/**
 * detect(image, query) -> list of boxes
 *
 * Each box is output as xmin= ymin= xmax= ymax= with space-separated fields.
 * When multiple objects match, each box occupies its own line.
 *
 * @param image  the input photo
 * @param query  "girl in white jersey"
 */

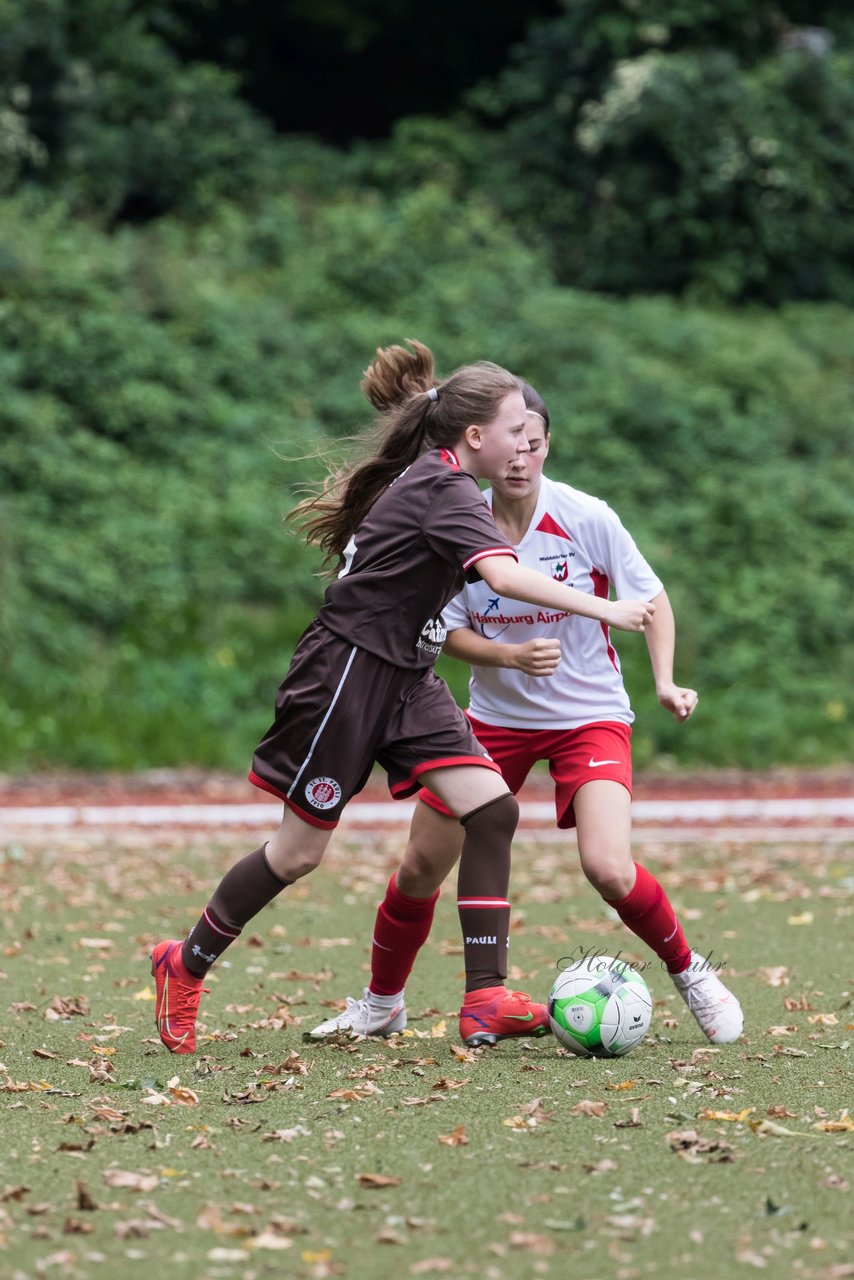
xmin=312 ymin=382 xmax=744 ymax=1047
xmin=150 ymin=346 xmax=654 ymax=1054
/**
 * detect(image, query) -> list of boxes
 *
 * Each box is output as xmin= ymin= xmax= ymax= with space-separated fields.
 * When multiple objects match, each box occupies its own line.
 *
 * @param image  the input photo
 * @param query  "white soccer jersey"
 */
xmin=442 ymin=476 xmax=663 ymax=729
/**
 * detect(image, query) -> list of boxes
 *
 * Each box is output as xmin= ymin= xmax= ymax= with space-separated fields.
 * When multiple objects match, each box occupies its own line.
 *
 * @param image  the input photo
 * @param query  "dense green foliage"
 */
xmin=364 ymin=1 xmax=854 ymax=303
xmin=1 ymin=182 xmax=851 ymax=770
xmin=1 ymin=2 xmax=852 ymax=771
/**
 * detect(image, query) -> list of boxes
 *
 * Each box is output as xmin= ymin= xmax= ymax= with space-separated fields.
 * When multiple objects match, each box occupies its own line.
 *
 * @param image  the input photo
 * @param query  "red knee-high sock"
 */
xmin=606 ymin=863 xmax=691 ymax=974
xmin=369 ymin=874 xmax=439 ymax=996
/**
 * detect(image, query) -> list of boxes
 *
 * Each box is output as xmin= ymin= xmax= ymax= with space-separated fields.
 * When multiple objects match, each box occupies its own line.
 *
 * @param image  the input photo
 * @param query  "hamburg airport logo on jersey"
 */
xmin=305 ymin=776 xmax=342 ymax=810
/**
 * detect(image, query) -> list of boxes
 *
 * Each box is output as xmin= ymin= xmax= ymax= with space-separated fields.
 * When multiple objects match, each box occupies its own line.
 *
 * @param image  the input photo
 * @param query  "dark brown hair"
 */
xmin=291 ymin=339 xmax=520 ymax=563
xmin=520 ymin=380 xmax=550 ymax=433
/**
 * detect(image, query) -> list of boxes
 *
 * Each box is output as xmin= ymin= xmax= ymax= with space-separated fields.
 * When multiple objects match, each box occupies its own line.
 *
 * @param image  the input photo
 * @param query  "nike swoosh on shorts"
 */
xmin=588 ymin=758 xmax=621 ymax=768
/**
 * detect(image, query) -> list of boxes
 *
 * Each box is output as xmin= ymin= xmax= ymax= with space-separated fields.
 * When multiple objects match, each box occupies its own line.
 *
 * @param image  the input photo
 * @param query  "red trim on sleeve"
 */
xmin=462 ymin=546 xmax=517 ymax=572
xmin=591 ymin=569 xmax=619 ymax=672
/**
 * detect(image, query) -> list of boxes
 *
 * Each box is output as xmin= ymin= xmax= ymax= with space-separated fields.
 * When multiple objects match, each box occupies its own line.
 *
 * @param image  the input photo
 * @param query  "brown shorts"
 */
xmin=250 ymin=620 xmax=501 ymax=828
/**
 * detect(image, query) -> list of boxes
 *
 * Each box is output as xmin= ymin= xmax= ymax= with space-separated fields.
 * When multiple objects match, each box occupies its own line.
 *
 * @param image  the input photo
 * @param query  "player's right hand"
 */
xmin=608 ymin=599 xmax=656 ymax=633
xmin=510 ymin=638 xmax=562 ymax=676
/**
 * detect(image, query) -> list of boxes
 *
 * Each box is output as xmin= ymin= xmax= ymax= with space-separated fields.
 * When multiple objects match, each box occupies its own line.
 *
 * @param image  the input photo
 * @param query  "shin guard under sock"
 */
xmin=369 ymin=874 xmax=440 ymax=997
xmin=182 ymin=845 xmax=290 ymax=976
xmin=457 ymin=792 xmax=518 ymax=992
xmin=606 ymin=862 xmax=691 ymax=974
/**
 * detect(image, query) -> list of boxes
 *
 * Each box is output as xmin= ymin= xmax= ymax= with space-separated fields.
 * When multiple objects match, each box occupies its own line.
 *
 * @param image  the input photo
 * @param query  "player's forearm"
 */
xmin=443 ymin=627 xmax=515 ymax=669
xmin=644 ymin=589 xmax=677 ymax=691
xmin=479 ymin=559 xmax=610 ymax=624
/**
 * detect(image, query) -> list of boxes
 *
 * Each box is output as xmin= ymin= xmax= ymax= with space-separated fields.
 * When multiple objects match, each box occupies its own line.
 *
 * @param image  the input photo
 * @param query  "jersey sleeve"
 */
xmin=440 ymin=588 xmax=470 ymax=633
xmin=422 ymin=471 xmax=517 ymax=574
xmin=583 ymin=499 xmax=663 ymax=599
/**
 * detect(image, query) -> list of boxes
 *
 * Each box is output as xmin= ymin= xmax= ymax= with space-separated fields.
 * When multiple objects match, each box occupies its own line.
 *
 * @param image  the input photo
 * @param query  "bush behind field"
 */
xmin=0 ymin=190 xmax=851 ymax=771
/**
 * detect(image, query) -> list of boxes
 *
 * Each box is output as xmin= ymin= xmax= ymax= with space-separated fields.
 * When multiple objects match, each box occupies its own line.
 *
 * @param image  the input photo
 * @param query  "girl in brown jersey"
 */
xmin=312 ymin=379 xmax=743 ymax=1048
xmin=151 ymin=341 xmax=654 ymax=1054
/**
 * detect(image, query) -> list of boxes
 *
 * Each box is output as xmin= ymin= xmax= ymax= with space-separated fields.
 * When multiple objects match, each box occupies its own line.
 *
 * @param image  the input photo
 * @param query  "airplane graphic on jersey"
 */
xmin=476 ymin=595 xmax=511 ymax=640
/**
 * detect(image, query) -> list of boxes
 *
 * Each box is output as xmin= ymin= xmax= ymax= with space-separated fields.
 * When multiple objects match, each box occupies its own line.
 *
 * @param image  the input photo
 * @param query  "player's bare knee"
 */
xmin=265 ymin=834 xmax=328 ymax=882
xmin=398 ymin=843 xmax=437 ymax=886
xmin=583 ymin=860 xmax=634 ymax=900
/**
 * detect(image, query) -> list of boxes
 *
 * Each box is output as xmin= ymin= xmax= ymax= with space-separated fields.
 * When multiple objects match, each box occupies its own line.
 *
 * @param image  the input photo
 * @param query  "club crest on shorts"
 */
xmin=304 ymin=776 xmax=342 ymax=810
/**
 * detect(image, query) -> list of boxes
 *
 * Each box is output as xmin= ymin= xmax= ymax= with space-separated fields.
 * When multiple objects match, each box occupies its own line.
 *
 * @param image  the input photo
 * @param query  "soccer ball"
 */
xmin=548 ymin=956 xmax=652 ymax=1058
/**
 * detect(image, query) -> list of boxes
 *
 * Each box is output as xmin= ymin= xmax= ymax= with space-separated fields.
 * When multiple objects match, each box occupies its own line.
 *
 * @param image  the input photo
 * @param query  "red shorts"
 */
xmin=250 ymin=621 xmax=501 ymax=828
xmin=420 ymin=717 xmax=632 ymax=829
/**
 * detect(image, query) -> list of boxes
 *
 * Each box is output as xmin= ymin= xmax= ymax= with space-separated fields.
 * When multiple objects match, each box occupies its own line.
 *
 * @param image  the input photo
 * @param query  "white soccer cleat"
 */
xmin=671 ymin=952 xmax=744 ymax=1043
xmin=308 ymin=989 xmax=407 ymax=1039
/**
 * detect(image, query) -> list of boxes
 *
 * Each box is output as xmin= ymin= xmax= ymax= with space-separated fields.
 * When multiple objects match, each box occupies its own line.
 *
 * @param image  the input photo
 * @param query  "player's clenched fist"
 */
xmin=509 ymin=638 xmax=562 ymax=677
xmin=606 ymin=599 xmax=656 ymax=632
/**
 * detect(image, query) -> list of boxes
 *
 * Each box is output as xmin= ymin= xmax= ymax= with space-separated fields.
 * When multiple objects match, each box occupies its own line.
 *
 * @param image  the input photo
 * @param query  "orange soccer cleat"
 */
xmin=459 ymin=985 xmax=551 ymax=1047
xmin=150 ymin=940 xmax=208 ymax=1054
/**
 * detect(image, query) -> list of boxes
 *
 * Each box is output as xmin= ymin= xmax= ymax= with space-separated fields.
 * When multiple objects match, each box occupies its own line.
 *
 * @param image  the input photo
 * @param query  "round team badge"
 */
xmin=304 ymin=776 xmax=342 ymax=810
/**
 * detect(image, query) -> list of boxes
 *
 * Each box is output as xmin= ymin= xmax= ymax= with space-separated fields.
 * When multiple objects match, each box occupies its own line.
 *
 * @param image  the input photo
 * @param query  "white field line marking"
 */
xmin=1 ymin=797 xmax=853 ymax=829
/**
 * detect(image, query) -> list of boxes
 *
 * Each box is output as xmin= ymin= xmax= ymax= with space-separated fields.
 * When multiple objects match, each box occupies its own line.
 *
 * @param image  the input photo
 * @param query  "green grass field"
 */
xmin=1 ymin=824 xmax=852 ymax=1280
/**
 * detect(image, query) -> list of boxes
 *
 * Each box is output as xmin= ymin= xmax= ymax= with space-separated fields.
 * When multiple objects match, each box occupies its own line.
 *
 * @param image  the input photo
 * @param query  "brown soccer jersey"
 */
xmin=317 ymin=448 xmax=516 ymax=668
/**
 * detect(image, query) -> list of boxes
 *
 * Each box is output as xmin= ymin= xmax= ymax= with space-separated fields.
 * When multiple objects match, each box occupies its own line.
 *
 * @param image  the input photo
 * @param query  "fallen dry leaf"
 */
xmin=814 ymin=1114 xmax=854 ymax=1133
xmin=747 ymin=1118 xmax=813 ymax=1138
xmin=357 ymin=1173 xmax=401 ymax=1189
xmin=697 ymin=1107 xmax=755 ymax=1123
xmin=102 ymin=1170 xmax=159 ymax=1193
xmin=570 ymin=1099 xmax=607 ymax=1119
xmin=449 ymin=1045 xmax=477 ymax=1064
xmin=46 ymin=995 xmax=90 ymax=1019
xmin=582 ymin=1158 xmax=618 ymax=1174
xmin=508 ymin=1232 xmax=555 ymax=1256
xmin=613 ymin=1106 xmax=643 ymax=1129
xmin=262 ymin=1126 xmax=311 ymax=1143
xmin=327 ymin=1085 xmax=378 ymax=1102
xmin=75 ymin=1182 xmax=98 ymax=1211
xmin=665 ymin=1128 xmax=735 ymax=1163
xmin=437 ymin=1125 xmax=468 ymax=1147
xmin=756 ymin=967 xmax=789 ymax=988
xmin=0 ymin=1185 xmax=31 ymax=1202
xmin=167 ymin=1083 xmax=200 ymax=1107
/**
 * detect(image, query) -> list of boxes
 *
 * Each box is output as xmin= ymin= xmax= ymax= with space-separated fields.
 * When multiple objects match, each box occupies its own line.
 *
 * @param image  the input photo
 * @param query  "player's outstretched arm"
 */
xmin=644 ymin=589 xmax=698 ymax=723
xmin=444 ymin=629 xmax=562 ymax=676
xmin=478 ymin=557 xmax=654 ymax=633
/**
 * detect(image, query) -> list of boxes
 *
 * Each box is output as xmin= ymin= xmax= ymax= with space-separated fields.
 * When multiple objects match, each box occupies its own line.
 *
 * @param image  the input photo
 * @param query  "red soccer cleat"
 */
xmin=150 ymin=939 xmax=208 ymax=1054
xmin=459 ymin=986 xmax=551 ymax=1047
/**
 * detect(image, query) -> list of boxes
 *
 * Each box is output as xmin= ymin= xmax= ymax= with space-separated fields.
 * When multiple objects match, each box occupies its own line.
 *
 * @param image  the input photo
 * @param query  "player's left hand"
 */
xmin=657 ymin=684 xmax=698 ymax=723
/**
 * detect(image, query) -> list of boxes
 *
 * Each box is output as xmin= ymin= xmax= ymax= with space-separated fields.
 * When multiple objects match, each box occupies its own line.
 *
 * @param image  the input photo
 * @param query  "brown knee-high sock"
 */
xmin=182 ymin=845 xmax=290 ymax=977
xmin=457 ymin=793 xmax=519 ymax=992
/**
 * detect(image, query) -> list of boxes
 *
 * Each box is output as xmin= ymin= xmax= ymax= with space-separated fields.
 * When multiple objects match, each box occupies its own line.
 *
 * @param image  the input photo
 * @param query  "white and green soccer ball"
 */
xmin=548 ymin=956 xmax=652 ymax=1058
